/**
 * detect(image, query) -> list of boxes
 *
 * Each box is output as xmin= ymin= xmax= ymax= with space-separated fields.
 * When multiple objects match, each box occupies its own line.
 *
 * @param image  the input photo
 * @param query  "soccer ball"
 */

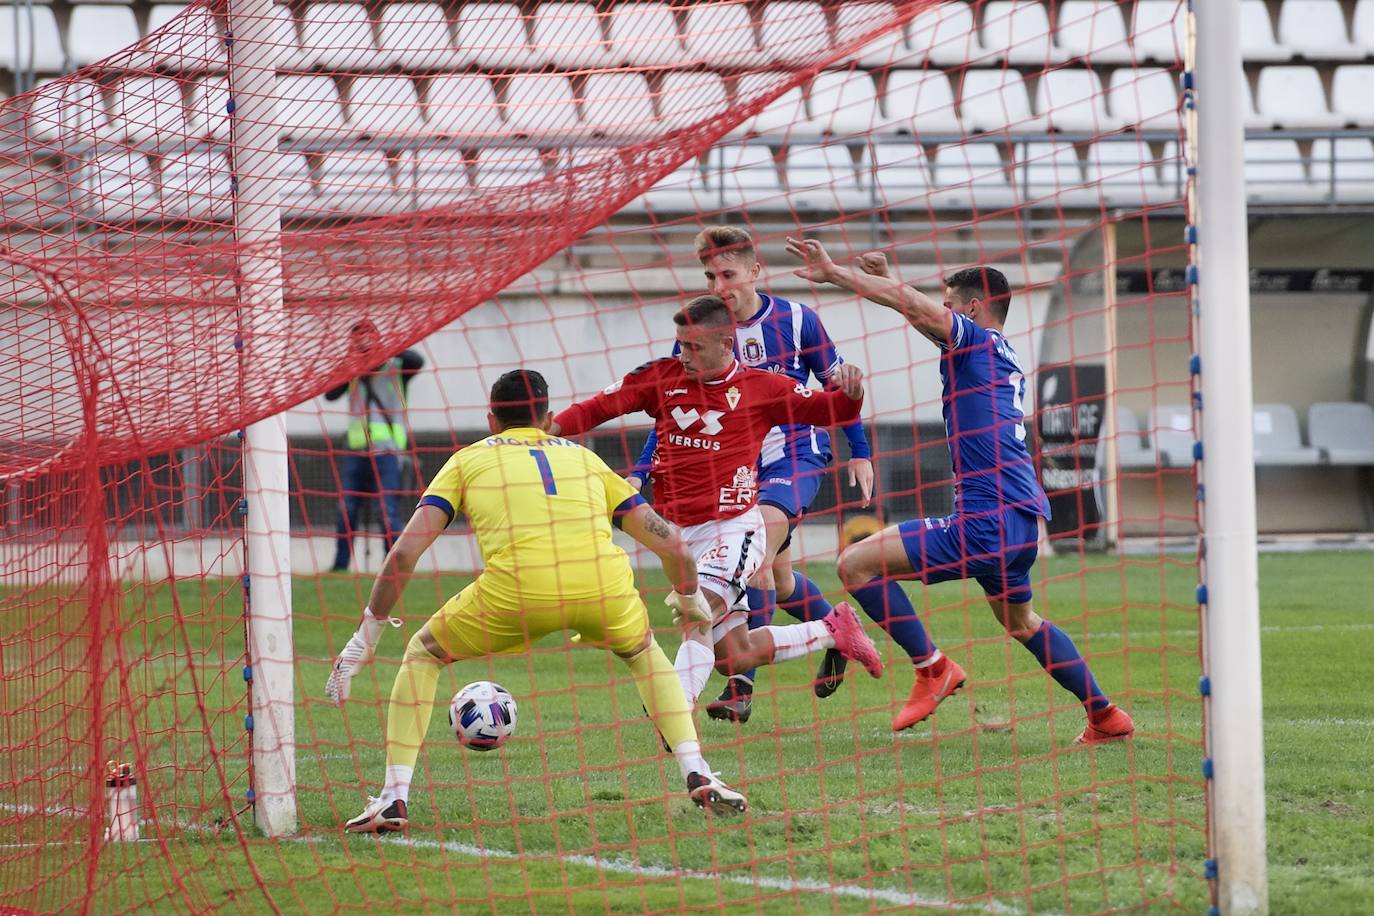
xmin=448 ymin=680 xmax=517 ymax=751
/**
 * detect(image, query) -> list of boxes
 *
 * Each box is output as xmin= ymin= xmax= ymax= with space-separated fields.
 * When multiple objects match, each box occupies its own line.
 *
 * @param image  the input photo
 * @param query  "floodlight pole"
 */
xmin=228 ymin=0 xmax=295 ymax=836
xmin=1193 ymin=1 xmax=1268 ymax=912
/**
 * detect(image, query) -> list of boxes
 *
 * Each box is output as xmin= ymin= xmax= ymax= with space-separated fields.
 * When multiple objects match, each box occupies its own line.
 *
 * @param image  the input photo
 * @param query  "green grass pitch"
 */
xmin=4 ymin=551 xmax=1371 ymax=913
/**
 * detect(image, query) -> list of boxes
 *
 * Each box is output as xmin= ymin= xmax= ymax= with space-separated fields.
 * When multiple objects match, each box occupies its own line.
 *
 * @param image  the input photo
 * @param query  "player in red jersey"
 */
xmin=552 ymin=295 xmax=883 ymax=709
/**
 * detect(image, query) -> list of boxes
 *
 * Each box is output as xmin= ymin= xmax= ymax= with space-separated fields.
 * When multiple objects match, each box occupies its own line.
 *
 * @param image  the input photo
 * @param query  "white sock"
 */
xmin=671 ymin=739 xmax=710 ymax=781
xmin=763 ymin=620 xmax=832 ymax=663
xmin=674 ymin=636 xmax=715 ymax=707
xmin=381 ymin=764 xmax=413 ymax=805
xmin=914 ymin=649 xmax=944 ymax=669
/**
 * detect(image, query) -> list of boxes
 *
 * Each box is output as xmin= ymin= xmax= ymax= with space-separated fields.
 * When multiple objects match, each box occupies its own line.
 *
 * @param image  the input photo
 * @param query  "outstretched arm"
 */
xmin=786 ymin=237 xmax=953 ymax=345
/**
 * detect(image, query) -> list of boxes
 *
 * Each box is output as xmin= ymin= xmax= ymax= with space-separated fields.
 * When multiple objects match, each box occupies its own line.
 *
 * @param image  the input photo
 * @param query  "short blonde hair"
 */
xmin=694 ymin=225 xmax=756 ymax=264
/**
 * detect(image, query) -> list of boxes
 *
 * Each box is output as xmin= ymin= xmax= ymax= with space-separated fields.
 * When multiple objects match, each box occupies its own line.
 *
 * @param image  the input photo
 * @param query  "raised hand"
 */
xmin=858 ymin=251 xmax=891 ymax=278
xmin=785 ymin=237 xmax=838 ymax=285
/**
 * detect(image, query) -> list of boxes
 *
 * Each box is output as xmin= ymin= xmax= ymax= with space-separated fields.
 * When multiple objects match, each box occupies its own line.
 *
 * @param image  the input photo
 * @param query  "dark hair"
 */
xmin=673 ymin=294 xmax=735 ymax=330
xmin=944 ymin=266 xmax=1012 ymax=322
xmin=694 ymin=225 xmax=756 ymax=264
xmin=489 ymin=369 xmax=549 ymax=429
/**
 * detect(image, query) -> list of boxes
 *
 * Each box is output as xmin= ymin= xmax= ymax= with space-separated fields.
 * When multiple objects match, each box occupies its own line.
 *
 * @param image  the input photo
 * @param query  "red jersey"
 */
xmin=555 ymin=358 xmax=863 ymax=526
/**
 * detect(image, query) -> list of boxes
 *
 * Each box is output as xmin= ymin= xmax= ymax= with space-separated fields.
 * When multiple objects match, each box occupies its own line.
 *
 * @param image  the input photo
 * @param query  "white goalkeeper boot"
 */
xmin=344 ymin=796 xmax=409 ymax=834
xmin=686 ymin=772 xmax=747 ymax=816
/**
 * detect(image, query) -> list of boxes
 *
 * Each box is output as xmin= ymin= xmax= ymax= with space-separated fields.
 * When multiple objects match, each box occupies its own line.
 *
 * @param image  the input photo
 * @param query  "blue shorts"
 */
xmin=757 ymin=451 xmax=829 ymax=520
xmin=897 ymin=506 xmax=1040 ymax=605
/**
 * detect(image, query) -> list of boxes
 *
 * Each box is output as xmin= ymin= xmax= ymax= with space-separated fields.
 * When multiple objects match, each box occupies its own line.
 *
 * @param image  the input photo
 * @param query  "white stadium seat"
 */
xmin=1036 ymin=69 xmax=1122 ymax=132
xmin=503 ymin=74 xmax=583 ymax=139
xmin=1130 ymin=1 xmax=1185 ymax=66
xmin=1149 ymin=405 xmax=1195 ymax=468
xmin=609 ymin=3 xmax=688 ymax=68
xmin=277 ymin=75 xmax=348 ymax=144
xmin=786 ymin=143 xmax=867 ymax=210
xmin=148 ymin=5 xmax=228 ymax=72
xmin=1108 ymin=68 xmax=1180 ymax=132
xmin=1356 ymin=0 xmax=1374 ymax=50
xmin=161 ymin=150 xmax=232 ymax=220
xmin=1015 ymin=140 xmax=1093 ymax=206
xmin=833 ymin=2 xmax=913 ymax=68
xmin=1085 ymin=139 xmax=1180 ymax=207
xmin=879 ymin=69 xmax=959 ymax=136
xmin=730 ymin=74 xmax=805 ymax=138
xmin=425 ymin=75 xmax=503 ymax=139
xmin=1277 ymin=0 xmax=1364 ymax=60
xmin=110 ymin=76 xmax=187 ymax=148
xmin=960 ymin=69 xmax=1047 ymax=134
xmin=1239 ymin=0 xmax=1292 ymax=62
xmin=318 ymin=152 xmax=405 ymax=215
xmin=278 ymin=153 xmax=318 ymax=219
xmin=683 ymin=3 xmax=768 ymax=69
xmin=413 ymin=148 xmax=472 ymax=209
xmin=1 ymin=6 xmax=65 ymax=73
xmin=67 ymin=5 xmax=139 ymax=67
xmin=268 ymin=5 xmax=309 ymax=71
xmin=188 ymin=76 xmax=231 ymax=141
xmin=301 ymin=3 xmax=386 ymax=72
xmin=760 ymin=1 xmax=832 ymax=65
xmin=1331 ymin=66 xmax=1374 ymax=128
xmin=1114 ymin=407 xmax=1158 ymax=469
xmin=1243 ymin=139 xmax=1315 ymax=204
xmin=27 ymin=80 xmax=110 ymax=148
xmin=807 ymin=71 xmax=881 ymax=135
xmin=80 ymin=151 xmax=159 ymax=223
xmin=931 ymin=141 xmax=1015 ymax=210
xmin=582 ymin=73 xmax=659 ymax=138
xmin=1255 ymin=65 xmax=1344 ymax=130
xmin=981 ymin=1 xmax=1060 ymax=66
xmin=1056 ymin=1 xmax=1133 ymax=64
xmin=473 ymin=148 xmax=547 ymax=190
xmin=1310 ymin=138 xmax=1374 ymax=203
xmin=641 ymin=156 xmax=710 ymax=212
xmin=533 ymin=3 xmax=612 ymax=70
xmin=658 ymin=72 xmax=730 ymax=130
xmin=380 ymin=4 xmax=461 ymax=71
xmin=456 ymin=3 xmax=539 ymax=71
xmin=705 ymin=144 xmax=784 ymax=210
xmin=347 ymin=76 xmax=425 ymax=140
xmin=871 ymin=139 xmax=933 ymax=200
xmin=909 ymin=2 xmax=987 ymax=66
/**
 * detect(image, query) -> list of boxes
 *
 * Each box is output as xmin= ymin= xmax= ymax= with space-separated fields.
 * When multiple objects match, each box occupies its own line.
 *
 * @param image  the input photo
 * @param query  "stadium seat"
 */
xmin=473 ymin=148 xmax=547 ymax=190
xmin=786 ymin=143 xmax=867 ymax=210
xmin=278 ymin=153 xmax=318 ymax=219
xmin=1 ymin=6 xmax=65 ymax=74
xmin=658 ymin=72 xmax=730 ymax=130
xmin=931 ymin=141 xmax=1016 ymax=210
xmin=160 ymin=149 xmax=232 ymax=220
xmin=27 ymin=80 xmax=110 ymax=149
xmin=277 ymin=75 xmax=348 ymax=144
xmin=879 ymin=69 xmax=959 ymax=136
xmin=1239 ymin=0 xmax=1293 ymax=62
xmin=413 ymin=148 xmax=472 ymax=209
xmin=807 ymin=71 xmax=881 ymax=135
xmin=347 ymin=77 xmax=425 ymax=140
xmin=1355 ymin=0 xmax=1374 ymax=50
xmin=1243 ymin=139 xmax=1315 ymax=204
xmin=188 ymin=76 xmax=230 ymax=141
xmin=705 ymin=144 xmax=785 ymax=210
xmin=456 ymin=3 xmax=539 ymax=71
xmin=380 ymin=4 xmax=461 ymax=71
xmin=1149 ymin=405 xmax=1194 ymax=468
xmin=1252 ymin=404 xmax=1321 ymax=465
xmin=267 ymin=5 xmax=309 ymax=71
xmin=871 ymin=139 xmax=933 ymax=201
xmin=67 ymin=5 xmax=139 ymax=67
xmin=79 ymin=151 xmax=159 ymax=223
xmin=318 ymin=152 xmax=405 ymax=215
xmin=1107 ymin=67 xmax=1180 ymax=132
xmin=503 ymin=74 xmax=584 ymax=140
xmin=1036 ymin=69 xmax=1123 ymax=133
xmin=301 ymin=3 xmax=386 ymax=72
xmin=608 ymin=3 xmax=688 ymax=68
xmin=909 ymin=2 xmax=986 ymax=65
xmin=641 ymin=156 xmax=710 ymax=212
xmin=582 ymin=73 xmax=658 ymax=138
xmin=1331 ymin=67 xmax=1374 ymax=129
xmin=1015 ymin=140 xmax=1094 ymax=207
xmin=683 ymin=3 xmax=768 ymax=69
xmin=1255 ymin=65 xmax=1344 ymax=130
xmin=833 ymin=2 xmax=913 ymax=68
xmin=760 ymin=2 xmax=832 ymax=65
xmin=533 ymin=3 xmax=612 ymax=70
xmin=1310 ymin=138 xmax=1374 ymax=204
xmin=1308 ymin=402 xmax=1374 ymax=465
xmin=425 ymin=75 xmax=503 ymax=139
xmin=1113 ymin=406 xmax=1157 ymax=469
xmin=147 ymin=5 xmax=228 ymax=72
xmin=960 ymin=70 xmax=1047 ymax=134
xmin=1130 ymin=1 xmax=1185 ymax=65
xmin=1056 ymin=1 xmax=1133 ymax=64
xmin=730 ymin=75 xmax=806 ymax=138
xmin=1277 ymin=0 xmax=1365 ymax=60
xmin=109 ymin=77 xmax=187 ymax=149
xmin=1085 ymin=138 xmax=1181 ymax=207
xmin=981 ymin=1 xmax=1060 ymax=66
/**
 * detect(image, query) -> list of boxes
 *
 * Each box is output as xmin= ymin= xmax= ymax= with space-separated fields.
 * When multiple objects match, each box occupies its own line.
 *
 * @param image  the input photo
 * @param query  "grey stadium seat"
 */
xmin=1149 ymin=405 xmax=1195 ymax=468
xmin=1308 ymin=402 xmax=1374 ymax=465
xmin=1113 ymin=406 xmax=1158 ymax=469
xmin=1252 ymin=403 xmax=1321 ymax=465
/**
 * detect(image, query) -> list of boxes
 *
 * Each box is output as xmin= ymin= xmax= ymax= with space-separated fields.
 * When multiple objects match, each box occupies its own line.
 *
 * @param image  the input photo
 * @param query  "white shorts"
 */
xmin=682 ymin=506 xmax=766 ymax=625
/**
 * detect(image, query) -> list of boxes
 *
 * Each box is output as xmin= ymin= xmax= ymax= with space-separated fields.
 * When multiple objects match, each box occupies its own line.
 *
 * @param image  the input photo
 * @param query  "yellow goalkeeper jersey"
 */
xmin=419 ymin=427 xmax=644 ymax=604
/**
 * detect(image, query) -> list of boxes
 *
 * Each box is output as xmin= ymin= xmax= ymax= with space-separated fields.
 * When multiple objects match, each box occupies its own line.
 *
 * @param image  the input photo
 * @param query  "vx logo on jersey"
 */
xmin=671 ymin=406 xmax=724 ymax=434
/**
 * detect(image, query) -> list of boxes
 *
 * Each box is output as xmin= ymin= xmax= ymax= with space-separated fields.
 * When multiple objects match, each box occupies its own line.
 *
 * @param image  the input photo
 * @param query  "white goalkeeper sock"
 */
xmin=672 ymin=739 xmax=710 ymax=781
xmin=763 ymin=620 xmax=832 ymax=664
xmin=674 ymin=636 xmax=715 ymax=707
xmin=381 ymin=764 xmax=413 ymax=805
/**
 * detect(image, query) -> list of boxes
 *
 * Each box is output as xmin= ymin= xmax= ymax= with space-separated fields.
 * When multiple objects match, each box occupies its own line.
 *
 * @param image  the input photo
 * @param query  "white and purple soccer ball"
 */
xmin=448 ymin=681 xmax=517 ymax=751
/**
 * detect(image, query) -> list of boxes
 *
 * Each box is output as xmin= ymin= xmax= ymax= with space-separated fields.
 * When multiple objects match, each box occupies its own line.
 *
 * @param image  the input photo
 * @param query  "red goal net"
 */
xmin=0 ymin=1 xmax=1206 ymax=911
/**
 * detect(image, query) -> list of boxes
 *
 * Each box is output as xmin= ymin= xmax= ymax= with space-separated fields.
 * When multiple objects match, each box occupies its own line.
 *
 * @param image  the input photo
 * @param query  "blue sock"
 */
xmin=1022 ymin=621 xmax=1111 ymax=712
xmin=849 ymin=577 xmax=936 ymax=663
xmin=734 ymin=586 xmax=775 ymax=687
xmin=777 ymin=571 xmax=833 ymax=622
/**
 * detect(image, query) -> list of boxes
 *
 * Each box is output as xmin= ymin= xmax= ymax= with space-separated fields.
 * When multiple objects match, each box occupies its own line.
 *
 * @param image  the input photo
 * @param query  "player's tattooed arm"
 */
xmin=643 ymin=507 xmax=673 ymax=540
xmin=621 ymin=503 xmax=698 ymax=595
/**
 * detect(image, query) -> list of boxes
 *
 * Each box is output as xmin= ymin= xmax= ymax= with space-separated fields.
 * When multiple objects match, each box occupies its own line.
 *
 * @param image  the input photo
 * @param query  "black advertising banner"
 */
xmin=1036 ymin=364 xmax=1107 ymax=541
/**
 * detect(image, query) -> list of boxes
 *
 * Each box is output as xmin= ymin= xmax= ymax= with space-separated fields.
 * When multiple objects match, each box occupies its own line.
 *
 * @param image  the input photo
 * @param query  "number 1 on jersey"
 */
xmin=529 ymin=449 xmax=557 ymax=495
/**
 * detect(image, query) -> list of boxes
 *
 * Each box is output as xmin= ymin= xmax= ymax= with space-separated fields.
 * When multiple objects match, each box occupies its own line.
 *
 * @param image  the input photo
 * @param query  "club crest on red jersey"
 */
xmin=725 ymin=386 xmax=741 ymax=410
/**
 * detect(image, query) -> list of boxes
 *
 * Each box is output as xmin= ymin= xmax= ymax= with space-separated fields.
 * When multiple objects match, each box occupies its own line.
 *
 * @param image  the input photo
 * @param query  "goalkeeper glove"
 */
xmin=325 ymin=608 xmax=402 ymax=705
xmin=666 ymin=589 xmax=714 ymax=634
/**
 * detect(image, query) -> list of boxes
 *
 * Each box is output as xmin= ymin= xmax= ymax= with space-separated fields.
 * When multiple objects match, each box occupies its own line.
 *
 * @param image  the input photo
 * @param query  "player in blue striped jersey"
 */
xmin=629 ymin=226 xmax=875 ymax=722
xmin=787 ymin=237 xmax=1134 ymax=745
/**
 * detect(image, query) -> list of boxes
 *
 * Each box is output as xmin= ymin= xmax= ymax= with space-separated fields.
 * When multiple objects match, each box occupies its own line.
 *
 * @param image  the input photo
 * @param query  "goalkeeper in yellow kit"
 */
xmin=327 ymin=369 xmax=746 ymax=833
